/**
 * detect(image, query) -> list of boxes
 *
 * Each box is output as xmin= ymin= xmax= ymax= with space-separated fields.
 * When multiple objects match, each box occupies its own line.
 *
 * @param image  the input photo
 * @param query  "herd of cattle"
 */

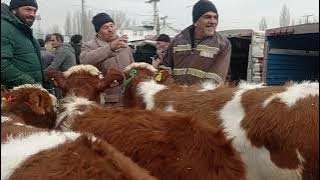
xmin=1 ymin=62 xmax=319 ymax=180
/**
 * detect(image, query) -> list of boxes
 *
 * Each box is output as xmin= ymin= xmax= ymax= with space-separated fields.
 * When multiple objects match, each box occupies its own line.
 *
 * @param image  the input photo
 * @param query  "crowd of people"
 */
xmin=1 ymin=0 xmax=231 ymax=107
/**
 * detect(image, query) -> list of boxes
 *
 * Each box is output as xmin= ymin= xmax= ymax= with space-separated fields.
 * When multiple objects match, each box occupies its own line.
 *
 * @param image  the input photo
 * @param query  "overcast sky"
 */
xmin=2 ymin=0 xmax=319 ymax=33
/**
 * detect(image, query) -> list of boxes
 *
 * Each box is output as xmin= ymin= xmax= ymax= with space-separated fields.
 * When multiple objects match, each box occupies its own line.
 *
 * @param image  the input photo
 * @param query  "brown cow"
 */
xmin=1 ymin=84 xmax=156 ymax=180
xmin=55 ymin=95 xmax=246 ymax=180
xmin=1 ymin=130 xmax=157 ymax=180
xmin=121 ymin=62 xmax=319 ymax=180
xmin=1 ymin=84 xmax=57 ymax=130
xmin=46 ymin=64 xmax=124 ymax=103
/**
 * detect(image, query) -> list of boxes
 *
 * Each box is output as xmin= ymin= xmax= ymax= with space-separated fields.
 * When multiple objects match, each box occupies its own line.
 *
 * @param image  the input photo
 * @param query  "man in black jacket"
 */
xmin=70 ymin=34 xmax=83 ymax=65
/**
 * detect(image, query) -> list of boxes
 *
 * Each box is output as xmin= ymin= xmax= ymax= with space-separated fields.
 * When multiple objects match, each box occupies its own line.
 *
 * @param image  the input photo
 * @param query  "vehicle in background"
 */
xmin=263 ymin=23 xmax=319 ymax=85
xmin=128 ymin=39 xmax=157 ymax=64
xmin=219 ymin=29 xmax=266 ymax=84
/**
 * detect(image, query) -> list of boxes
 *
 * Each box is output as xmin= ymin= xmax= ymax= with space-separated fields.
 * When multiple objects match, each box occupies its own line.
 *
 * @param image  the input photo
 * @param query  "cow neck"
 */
xmin=55 ymin=96 xmax=96 ymax=132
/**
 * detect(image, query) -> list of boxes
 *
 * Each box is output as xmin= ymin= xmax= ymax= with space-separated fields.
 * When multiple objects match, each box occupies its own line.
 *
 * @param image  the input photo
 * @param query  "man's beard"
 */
xmin=204 ymin=26 xmax=216 ymax=36
xmin=15 ymin=11 xmax=35 ymax=27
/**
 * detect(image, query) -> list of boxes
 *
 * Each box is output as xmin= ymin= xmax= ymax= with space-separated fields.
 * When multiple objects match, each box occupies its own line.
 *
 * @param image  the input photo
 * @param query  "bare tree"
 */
xmin=66 ymin=9 xmax=131 ymax=41
xmin=82 ymin=10 xmax=95 ymax=41
xmin=123 ymin=18 xmax=131 ymax=28
xmin=259 ymin=17 xmax=268 ymax=31
xmin=64 ymin=12 xmax=72 ymax=37
xmin=48 ymin=24 xmax=61 ymax=34
xmin=131 ymin=19 xmax=137 ymax=27
xmin=279 ymin=4 xmax=290 ymax=27
xmin=72 ymin=12 xmax=80 ymax=34
xmin=109 ymin=10 xmax=128 ymax=28
xmin=291 ymin=18 xmax=295 ymax=26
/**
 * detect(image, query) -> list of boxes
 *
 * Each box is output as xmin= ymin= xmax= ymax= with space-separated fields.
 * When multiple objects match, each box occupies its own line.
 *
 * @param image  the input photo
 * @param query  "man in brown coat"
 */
xmin=159 ymin=0 xmax=231 ymax=85
xmin=80 ymin=13 xmax=134 ymax=107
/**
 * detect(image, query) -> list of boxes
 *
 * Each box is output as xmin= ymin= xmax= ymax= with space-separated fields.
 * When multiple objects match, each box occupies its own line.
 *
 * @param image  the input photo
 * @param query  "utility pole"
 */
xmin=146 ymin=0 xmax=160 ymax=36
xmin=35 ymin=14 xmax=41 ymax=38
xmin=160 ymin=16 xmax=168 ymax=27
xmin=81 ymin=0 xmax=85 ymax=35
xmin=303 ymin=14 xmax=313 ymax=24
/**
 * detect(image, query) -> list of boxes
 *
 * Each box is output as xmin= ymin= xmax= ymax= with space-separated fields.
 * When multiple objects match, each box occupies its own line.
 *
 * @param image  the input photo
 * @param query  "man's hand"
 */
xmin=152 ymin=57 xmax=161 ymax=68
xmin=110 ymin=35 xmax=129 ymax=51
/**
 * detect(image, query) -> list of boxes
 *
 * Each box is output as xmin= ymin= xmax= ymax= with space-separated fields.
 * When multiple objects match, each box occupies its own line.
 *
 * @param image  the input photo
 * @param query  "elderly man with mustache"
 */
xmin=159 ymin=0 xmax=231 ymax=86
xmin=80 ymin=13 xmax=134 ymax=107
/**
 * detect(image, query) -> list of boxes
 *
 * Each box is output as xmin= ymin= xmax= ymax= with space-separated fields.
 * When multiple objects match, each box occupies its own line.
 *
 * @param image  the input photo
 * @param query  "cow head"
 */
xmin=47 ymin=65 xmax=124 ymax=103
xmin=1 ymin=84 xmax=57 ymax=129
xmin=123 ymin=62 xmax=170 ymax=88
xmin=121 ymin=63 xmax=171 ymax=108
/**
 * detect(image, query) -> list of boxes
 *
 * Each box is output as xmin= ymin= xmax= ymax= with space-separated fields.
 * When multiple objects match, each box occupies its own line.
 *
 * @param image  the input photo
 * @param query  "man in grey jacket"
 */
xmin=46 ymin=33 xmax=76 ymax=72
xmin=80 ymin=13 xmax=134 ymax=107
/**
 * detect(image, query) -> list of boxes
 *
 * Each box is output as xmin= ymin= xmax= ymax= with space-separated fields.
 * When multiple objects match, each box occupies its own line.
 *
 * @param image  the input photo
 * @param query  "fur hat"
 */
xmin=192 ymin=0 xmax=217 ymax=23
xmin=9 ymin=0 xmax=38 ymax=10
xmin=92 ymin=13 xmax=114 ymax=32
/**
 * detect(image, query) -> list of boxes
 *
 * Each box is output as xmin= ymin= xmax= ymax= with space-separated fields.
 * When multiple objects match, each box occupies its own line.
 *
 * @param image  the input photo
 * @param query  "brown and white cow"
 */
xmin=1 ymin=84 xmax=156 ymax=180
xmin=1 ymin=130 xmax=157 ymax=180
xmin=55 ymin=95 xmax=246 ymax=180
xmin=1 ymin=84 xmax=57 ymax=132
xmin=121 ymin=62 xmax=319 ymax=180
xmin=46 ymin=64 xmax=124 ymax=104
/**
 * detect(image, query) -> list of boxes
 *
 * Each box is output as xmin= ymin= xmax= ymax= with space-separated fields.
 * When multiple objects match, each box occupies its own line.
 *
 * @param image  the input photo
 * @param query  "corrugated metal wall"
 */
xmin=265 ymin=33 xmax=319 ymax=85
xmin=266 ymin=54 xmax=318 ymax=85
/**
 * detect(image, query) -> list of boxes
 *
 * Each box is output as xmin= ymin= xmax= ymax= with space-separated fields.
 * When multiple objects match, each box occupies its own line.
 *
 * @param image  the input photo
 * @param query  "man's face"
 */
xmin=50 ymin=35 xmax=62 ymax=48
xmin=194 ymin=11 xmax=218 ymax=38
xmin=12 ymin=6 xmax=37 ymax=27
xmin=98 ymin=22 xmax=117 ymax=42
xmin=156 ymin=41 xmax=169 ymax=54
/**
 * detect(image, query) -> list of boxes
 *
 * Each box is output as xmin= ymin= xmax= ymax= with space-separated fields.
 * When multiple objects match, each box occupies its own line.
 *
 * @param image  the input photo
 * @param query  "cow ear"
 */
xmin=154 ymin=70 xmax=170 ymax=83
xmin=27 ymin=91 xmax=47 ymax=115
xmin=97 ymin=68 xmax=124 ymax=91
xmin=46 ymin=69 xmax=67 ymax=89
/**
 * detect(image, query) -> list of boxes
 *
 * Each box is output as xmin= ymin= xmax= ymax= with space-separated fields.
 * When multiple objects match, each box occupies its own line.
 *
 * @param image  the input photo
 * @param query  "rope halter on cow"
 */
xmin=123 ymin=69 xmax=138 ymax=89
xmin=123 ymin=69 xmax=166 ymax=89
xmin=123 ymin=68 xmax=167 ymax=90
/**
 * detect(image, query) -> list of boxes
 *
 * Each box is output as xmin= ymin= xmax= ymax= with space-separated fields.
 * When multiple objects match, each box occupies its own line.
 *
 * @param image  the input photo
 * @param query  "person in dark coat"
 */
xmin=70 ymin=34 xmax=83 ymax=65
xmin=37 ymin=39 xmax=55 ymax=69
xmin=159 ymin=0 xmax=231 ymax=85
xmin=1 ymin=0 xmax=44 ymax=89
xmin=46 ymin=33 xmax=76 ymax=72
xmin=152 ymin=34 xmax=171 ymax=68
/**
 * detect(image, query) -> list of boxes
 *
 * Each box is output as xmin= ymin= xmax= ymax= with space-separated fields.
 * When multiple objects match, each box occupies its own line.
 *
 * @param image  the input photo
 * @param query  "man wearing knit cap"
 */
xmin=80 ymin=12 xmax=134 ymax=107
xmin=1 ymin=0 xmax=45 ymax=89
xmin=152 ymin=34 xmax=171 ymax=68
xmin=159 ymin=0 xmax=231 ymax=85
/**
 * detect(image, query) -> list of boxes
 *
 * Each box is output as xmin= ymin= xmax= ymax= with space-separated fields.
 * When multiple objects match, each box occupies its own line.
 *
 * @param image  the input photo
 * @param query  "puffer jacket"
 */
xmin=1 ymin=3 xmax=44 ymax=89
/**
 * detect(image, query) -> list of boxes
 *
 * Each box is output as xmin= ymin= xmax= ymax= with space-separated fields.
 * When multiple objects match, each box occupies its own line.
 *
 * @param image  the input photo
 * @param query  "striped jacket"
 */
xmin=159 ymin=25 xmax=231 ymax=85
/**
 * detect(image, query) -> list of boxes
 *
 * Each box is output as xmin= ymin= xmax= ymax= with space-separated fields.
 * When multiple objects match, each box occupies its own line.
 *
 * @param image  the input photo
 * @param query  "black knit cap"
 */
xmin=156 ymin=34 xmax=170 ymax=43
xmin=192 ymin=0 xmax=218 ymax=23
xmin=9 ymin=0 xmax=38 ymax=10
xmin=92 ymin=13 xmax=114 ymax=32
